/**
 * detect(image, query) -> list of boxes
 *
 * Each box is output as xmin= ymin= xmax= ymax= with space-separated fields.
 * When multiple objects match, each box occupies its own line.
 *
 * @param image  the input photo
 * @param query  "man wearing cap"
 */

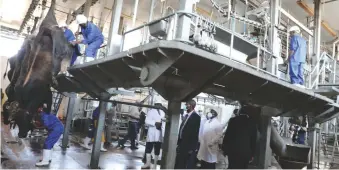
xmin=72 ymin=14 xmax=104 ymax=63
xmin=285 ymin=26 xmax=307 ymax=88
xmin=59 ymin=22 xmax=81 ymax=66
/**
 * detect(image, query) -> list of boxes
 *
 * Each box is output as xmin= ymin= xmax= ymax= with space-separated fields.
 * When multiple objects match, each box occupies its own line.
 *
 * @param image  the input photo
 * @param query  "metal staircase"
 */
xmin=320 ymin=122 xmax=339 ymax=168
xmin=51 ymin=91 xmax=63 ymax=115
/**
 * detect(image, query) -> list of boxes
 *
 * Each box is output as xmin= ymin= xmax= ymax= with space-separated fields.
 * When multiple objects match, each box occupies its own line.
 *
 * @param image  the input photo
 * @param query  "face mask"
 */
xmin=185 ymin=106 xmax=190 ymax=112
xmin=207 ymin=112 xmax=213 ymax=119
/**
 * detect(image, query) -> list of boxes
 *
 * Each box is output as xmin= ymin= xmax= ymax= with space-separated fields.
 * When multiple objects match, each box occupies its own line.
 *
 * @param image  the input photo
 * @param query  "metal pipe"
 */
xmin=279 ymin=7 xmax=313 ymax=36
xmin=98 ymin=0 xmax=107 ymax=30
xmin=90 ymin=94 xmax=110 ymax=169
xmin=84 ymin=0 xmax=93 ymax=17
xmin=132 ymin=0 xmax=140 ymax=27
xmin=313 ymin=0 xmax=322 ymax=89
xmin=81 ymin=97 xmax=168 ymax=113
xmin=107 ymin=0 xmax=123 ymax=56
xmin=317 ymin=128 xmax=321 ymax=169
xmin=148 ymin=0 xmax=156 ymax=22
xmin=61 ymin=93 xmax=76 ymax=149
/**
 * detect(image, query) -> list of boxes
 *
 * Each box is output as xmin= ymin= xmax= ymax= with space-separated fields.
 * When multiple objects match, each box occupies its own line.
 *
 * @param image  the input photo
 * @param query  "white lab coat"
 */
xmin=199 ymin=115 xmax=207 ymax=142
xmin=145 ymin=108 xmax=166 ymax=142
xmin=197 ymin=118 xmax=224 ymax=163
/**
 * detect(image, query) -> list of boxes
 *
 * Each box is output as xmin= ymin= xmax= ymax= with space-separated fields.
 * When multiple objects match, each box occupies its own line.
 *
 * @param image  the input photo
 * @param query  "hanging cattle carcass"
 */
xmin=3 ymin=0 xmax=73 ymax=138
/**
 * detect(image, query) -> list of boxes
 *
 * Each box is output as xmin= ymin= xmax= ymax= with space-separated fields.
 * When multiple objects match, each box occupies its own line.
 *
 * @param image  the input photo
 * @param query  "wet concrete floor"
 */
xmin=1 ymin=124 xmax=146 ymax=169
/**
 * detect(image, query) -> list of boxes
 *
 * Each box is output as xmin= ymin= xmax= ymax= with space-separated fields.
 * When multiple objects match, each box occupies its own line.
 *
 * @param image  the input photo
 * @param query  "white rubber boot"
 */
xmin=141 ymin=154 xmax=151 ymax=169
xmin=81 ymin=137 xmax=91 ymax=149
xmin=100 ymin=142 xmax=107 ymax=152
xmin=153 ymin=155 xmax=159 ymax=169
xmin=136 ymin=133 xmax=140 ymax=146
xmin=36 ymin=149 xmax=51 ymax=167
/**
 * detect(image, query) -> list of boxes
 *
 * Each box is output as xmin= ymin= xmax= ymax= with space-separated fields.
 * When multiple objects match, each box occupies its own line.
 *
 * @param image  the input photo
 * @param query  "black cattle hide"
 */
xmin=3 ymin=0 xmax=72 ymax=138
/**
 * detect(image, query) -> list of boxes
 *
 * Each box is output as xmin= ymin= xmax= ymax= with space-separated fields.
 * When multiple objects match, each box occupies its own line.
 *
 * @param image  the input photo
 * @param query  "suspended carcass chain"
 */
xmin=18 ymin=0 xmax=41 ymax=34
xmin=209 ymin=0 xmax=265 ymax=29
xmin=192 ymin=16 xmax=218 ymax=53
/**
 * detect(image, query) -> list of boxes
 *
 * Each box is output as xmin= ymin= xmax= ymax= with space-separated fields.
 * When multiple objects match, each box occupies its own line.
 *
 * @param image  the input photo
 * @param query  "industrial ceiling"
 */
xmin=0 ymin=0 xmax=338 ymax=41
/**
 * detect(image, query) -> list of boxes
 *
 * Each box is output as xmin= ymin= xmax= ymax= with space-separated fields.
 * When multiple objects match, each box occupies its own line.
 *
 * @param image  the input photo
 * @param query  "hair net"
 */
xmin=76 ymin=15 xmax=88 ymax=24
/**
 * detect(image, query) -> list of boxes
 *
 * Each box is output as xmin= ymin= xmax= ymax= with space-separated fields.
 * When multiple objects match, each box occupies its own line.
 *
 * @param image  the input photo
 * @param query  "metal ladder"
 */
xmin=51 ymin=91 xmax=63 ymax=115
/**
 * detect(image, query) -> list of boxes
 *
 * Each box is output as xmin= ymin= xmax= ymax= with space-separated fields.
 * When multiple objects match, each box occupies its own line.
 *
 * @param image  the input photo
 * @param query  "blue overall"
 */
xmin=80 ymin=22 xmax=104 ymax=58
xmin=64 ymin=28 xmax=80 ymax=66
xmin=297 ymin=129 xmax=306 ymax=145
xmin=289 ymin=35 xmax=307 ymax=85
xmin=41 ymin=112 xmax=64 ymax=149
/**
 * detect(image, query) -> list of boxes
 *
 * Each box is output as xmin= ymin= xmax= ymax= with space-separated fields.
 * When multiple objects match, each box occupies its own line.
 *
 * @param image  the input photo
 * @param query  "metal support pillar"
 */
xmin=313 ymin=0 xmax=322 ymax=88
xmin=132 ymin=0 xmax=140 ymax=27
xmin=267 ymin=0 xmax=280 ymax=75
xmin=161 ymin=100 xmax=181 ymax=169
xmin=148 ymin=0 xmax=156 ymax=22
xmin=98 ymin=0 xmax=107 ymax=31
xmin=308 ymin=123 xmax=319 ymax=169
xmin=84 ymin=0 xmax=92 ymax=17
xmin=61 ymin=93 xmax=76 ymax=149
xmin=258 ymin=113 xmax=272 ymax=169
xmin=107 ymin=0 xmax=123 ymax=56
xmin=175 ymin=0 xmax=194 ymax=42
xmin=105 ymin=104 xmax=115 ymax=144
xmin=89 ymin=94 xmax=110 ymax=169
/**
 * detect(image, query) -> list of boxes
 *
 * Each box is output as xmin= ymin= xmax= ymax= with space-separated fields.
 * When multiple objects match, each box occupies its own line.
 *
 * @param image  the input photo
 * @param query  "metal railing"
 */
xmin=308 ymin=52 xmax=337 ymax=89
xmin=120 ymin=11 xmax=279 ymax=77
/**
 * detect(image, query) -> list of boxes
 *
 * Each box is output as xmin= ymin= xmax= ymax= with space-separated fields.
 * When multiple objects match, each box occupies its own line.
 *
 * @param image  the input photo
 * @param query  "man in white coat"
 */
xmin=197 ymin=109 xmax=224 ymax=169
xmin=142 ymin=101 xmax=166 ymax=169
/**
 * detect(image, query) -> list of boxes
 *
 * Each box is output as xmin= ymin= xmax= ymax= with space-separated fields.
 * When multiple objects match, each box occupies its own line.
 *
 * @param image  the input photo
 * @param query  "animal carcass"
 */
xmin=4 ymin=0 xmax=72 ymax=138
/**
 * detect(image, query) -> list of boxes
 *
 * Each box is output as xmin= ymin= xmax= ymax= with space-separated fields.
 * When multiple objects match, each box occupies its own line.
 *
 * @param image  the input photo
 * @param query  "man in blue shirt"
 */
xmin=72 ymin=14 xmax=104 ymax=63
xmin=59 ymin=23 xmax=81 ymax=66
xmin=286 ymin=26 xmax=307 ymax=88
xmin=36 ymin=104 xmax=64 ymax=167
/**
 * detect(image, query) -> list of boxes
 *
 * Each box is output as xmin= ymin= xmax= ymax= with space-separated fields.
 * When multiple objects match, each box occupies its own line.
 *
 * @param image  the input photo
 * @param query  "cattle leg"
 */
xmin=51 ymin=58 xmax=62 ymax=86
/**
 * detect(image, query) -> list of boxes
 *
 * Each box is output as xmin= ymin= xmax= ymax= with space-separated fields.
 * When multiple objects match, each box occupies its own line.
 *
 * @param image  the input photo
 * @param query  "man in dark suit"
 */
xmin=175 ymin=100 xmax=201 ymax=169
xmin=222 ymin=104 xmax=258 ymax=169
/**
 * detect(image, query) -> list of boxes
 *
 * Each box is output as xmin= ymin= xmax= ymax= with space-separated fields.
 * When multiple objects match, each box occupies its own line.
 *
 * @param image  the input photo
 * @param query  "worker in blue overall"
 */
xmin=59 ymin=22 xmax=81 ymax=66
xmin=72 ymin=14 xmax=104 ymax=64
xmin=36 ymin=104 xmax=64 ymax=167
xmin=285 ymin=26 xmax=307 ymax=88
xmin=81 ymin=107 xmax=107 ymax=152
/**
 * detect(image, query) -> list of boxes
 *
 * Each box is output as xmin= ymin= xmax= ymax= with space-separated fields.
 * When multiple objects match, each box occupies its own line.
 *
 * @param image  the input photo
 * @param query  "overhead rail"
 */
xmin=18 ymin=0 xmax=40 ymax=34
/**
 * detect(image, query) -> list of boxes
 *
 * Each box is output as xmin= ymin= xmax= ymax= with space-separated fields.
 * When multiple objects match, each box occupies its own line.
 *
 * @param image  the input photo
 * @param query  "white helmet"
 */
xmin=59 ymin=22 xmax=68 ymax=28
xmin=76 ymin=14 xmax=88 ymax=24
xmin=288 ymin=26 xmax=300 ymax=33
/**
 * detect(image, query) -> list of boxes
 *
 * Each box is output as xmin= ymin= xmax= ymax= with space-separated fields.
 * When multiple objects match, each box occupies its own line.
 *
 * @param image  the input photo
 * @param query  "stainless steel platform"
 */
xmin=54 ymin=40 xmax=339 ymax=122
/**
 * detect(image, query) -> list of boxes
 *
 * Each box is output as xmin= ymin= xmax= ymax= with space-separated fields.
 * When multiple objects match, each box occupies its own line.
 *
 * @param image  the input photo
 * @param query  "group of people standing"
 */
xmin=175 ymin=100 xmax=258 ymax=169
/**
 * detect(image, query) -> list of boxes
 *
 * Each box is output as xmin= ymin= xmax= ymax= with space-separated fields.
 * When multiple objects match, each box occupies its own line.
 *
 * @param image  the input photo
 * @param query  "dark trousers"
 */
xmin=174 ymin=150 xmax=197 ymax=169
xmin=227 ymin=155 xmax=249 ymax=169
xmin=119 ymin=121 xmax=138 ymax=148
xmin=200 ymin=160 xmax=216 ymax=169
xmin=145 ymin=142 xmax=162 ymax=155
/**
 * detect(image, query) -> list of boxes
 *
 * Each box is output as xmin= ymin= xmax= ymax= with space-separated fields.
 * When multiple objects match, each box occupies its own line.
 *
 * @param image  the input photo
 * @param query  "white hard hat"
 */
xmin=59 ymin=22 xmax=68 ymax=28
xmin=288 ymin=26 xmax=300 ymax=33
xmin=76 ymin=14 xmax=88 ymax=24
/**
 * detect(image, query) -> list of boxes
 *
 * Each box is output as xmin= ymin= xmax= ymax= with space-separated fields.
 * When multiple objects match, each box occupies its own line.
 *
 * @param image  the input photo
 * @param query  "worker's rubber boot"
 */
xmin=49 ymin=149 xmax=53 ymax=162
xmin=81 ymin=137 xmax=91 ymax=150
xmin=141 ymin=154 xmax=151 ymax=169
xmin=136 ymin=134 xmax=140 ymax=146
xmin=100 ymin=142 xmax=107 ymax=152
xmin=153 ymin=155 xmax=159 ymax=169
xmin=35 ymin=149 xmax=51 ymax=167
